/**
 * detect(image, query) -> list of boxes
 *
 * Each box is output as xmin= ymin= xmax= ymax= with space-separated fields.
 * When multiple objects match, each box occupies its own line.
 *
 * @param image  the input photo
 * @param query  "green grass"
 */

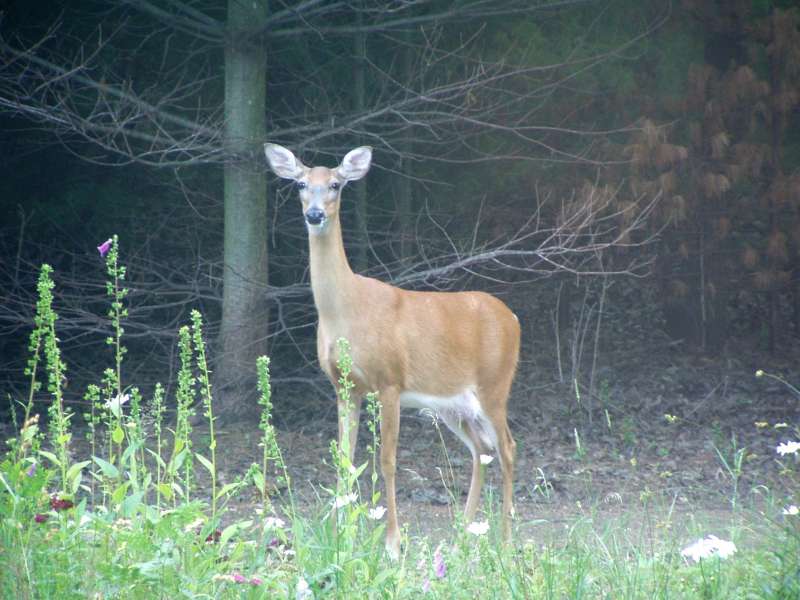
xmin=1 ymin=241 xmax=799 ymax=598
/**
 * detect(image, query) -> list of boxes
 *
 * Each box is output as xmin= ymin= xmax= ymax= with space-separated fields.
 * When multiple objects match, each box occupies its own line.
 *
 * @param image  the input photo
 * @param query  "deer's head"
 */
xmin=264 ymin=144 xmax=372 ymax=234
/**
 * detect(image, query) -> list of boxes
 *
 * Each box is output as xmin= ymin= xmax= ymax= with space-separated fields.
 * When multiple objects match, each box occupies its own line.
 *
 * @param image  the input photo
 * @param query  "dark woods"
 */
xmin=1 ymin=1 xmax=798 ymax=421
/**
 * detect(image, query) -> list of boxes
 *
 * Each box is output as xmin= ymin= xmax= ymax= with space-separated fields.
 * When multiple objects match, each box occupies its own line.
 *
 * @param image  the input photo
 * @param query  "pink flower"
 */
xmin=34 ymin=513 xmax=48 ymax=523
xmin=25 ymin=462 xmax=37 ymax=477
xmin=433 ymin=546 xmax=446 ymax=579
xmin=97 ymin=238 xmax=112 ymax=257
xmin=50 ymin=496 xmax=74 ymax=511
xmin=249 ymin=577 xmax=263 ymax=586
xmin=231 ymin=573 xmax=247 ymax=584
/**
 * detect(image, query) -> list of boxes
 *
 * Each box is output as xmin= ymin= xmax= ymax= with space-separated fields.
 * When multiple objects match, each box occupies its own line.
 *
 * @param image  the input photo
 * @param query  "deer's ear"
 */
xmin=337 ymin=146 xmax=372 ymax=181
xmin=264 ymin=143 xmax=305 ymax=180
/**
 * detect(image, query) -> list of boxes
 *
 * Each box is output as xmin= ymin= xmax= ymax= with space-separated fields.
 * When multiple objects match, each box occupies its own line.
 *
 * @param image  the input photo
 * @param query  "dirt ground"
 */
xmin=6 ymin=346 xmax=798 ymax=548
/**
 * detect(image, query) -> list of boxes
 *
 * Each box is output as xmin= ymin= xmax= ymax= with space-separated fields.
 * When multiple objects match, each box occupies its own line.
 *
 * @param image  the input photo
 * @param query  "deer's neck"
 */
xmin=308 ymin=216 xmax=357 ymax=317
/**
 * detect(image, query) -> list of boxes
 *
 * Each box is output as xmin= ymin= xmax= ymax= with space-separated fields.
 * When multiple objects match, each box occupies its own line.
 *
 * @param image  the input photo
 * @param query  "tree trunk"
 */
xmin=218 ymin=0 xmax=269 ymax=420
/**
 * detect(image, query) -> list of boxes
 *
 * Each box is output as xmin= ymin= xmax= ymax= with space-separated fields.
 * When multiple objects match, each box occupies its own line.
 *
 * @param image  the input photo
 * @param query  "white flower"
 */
xmin=466 ymin=521 xmax=490 ymax=536
xmin=479 ymin=454 xmax=494 ymax=465
xmin=681 ymin=535 xmax=737 ymax=562
xmin=776 ymin=441 xmax=800 ymax=456
xmin=264 ymin=516 xmax=285 ymax=529
xmin=333 ymin=492 xmax=358 ymax=509
xmin=296 ymin=577 xmax=313 ymax=600
xmin=105 ymin=393 xmax=129 ymax=417
xmin=368 ymin=505 xmax=386 ymax=520
xmin=783 ymin=505 xmax=799 ymax=516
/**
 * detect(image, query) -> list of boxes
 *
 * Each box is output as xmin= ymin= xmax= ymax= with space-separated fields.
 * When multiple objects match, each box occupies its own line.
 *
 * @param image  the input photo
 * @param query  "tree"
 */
xmin=0 ymin=1 xmax=664 ymax=417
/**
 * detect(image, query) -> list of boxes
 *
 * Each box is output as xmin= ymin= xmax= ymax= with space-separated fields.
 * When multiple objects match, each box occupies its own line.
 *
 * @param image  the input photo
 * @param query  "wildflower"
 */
xmin=105 ymin=393 xmax=129 ymax=416
xmin=754 ymin=421 xmax=768 ymax=428
xmin=421 ymin=577 xmax=431 ymax=593
xmin=783 ymin=505 xmax=799 ymax=516
xmin=433 ymin=545 xmax=446 ymax=579
xmin=681 ymin=535 xmax=737 ymax=562
xmin=296 ymin=577 xmax=313 ymax=600
xmin=205 ymin=529 xmax=222 ymax=543
xmin=333 ymin=492 xmax=357 ymax=509
xmin=777 ymin=441 xmax=800 ymax=455
xmin=97 ymin=238 xmax=113 ymax=257
xmin=25 ymin=462 xmax=37 ymax=477
xmin=466 ymin=521 xmax=489 ymax=536
xmin=664 ymin=414 xmax=678 ymax=424
xmin=249 ymin=576 xmax=263 ymax=586
xmin=232 ymin=573 xmax=248 ymax=584
xmin=368 ymin=505 xmax=386 ymax=520
xmin=113 ymin=518 xmax=132 ymax=530
xmin=755 ymin=369 xmax=764 ymax=378
xmin=50 ymin=496 xmax=74 ymax=511
xmin=774 ymin=423 xmax=789 ymax=429
xmin=34 ymin=513 xmax=48 ymax=523
xmin=479 ymin=454 xmax=494 ymax=465
xmin=264 ymin=516 xmax=285 ymax=529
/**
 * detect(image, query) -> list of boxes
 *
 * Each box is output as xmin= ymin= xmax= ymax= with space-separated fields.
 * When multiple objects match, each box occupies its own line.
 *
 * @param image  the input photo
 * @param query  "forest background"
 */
xmin=1 ymin=0 xmax=798 ymax=438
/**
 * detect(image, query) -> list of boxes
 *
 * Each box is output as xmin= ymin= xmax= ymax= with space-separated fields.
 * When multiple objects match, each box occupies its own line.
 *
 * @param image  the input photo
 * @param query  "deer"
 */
xmin=264 ymin=143 xmax=520 ymax=558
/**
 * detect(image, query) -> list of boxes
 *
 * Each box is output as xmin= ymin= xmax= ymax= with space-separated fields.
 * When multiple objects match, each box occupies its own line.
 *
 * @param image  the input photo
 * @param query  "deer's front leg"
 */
xmin=379 ymin=386 xmax=401 ymax=559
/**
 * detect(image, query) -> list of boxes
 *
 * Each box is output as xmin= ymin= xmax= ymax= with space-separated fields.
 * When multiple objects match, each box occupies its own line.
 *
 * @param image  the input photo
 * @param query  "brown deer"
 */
xmin=264 ymin=143 xmax=520 ymax=558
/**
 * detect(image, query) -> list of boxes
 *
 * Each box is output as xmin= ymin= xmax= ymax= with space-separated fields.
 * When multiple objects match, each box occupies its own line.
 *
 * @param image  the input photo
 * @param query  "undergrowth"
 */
xmin=0 ymin=237 xmax=798 ymax=599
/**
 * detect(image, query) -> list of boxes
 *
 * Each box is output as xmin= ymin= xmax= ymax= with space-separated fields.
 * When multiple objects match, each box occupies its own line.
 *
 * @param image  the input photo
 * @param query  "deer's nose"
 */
xmin=305 ymin=208 xmax=325 ymax=225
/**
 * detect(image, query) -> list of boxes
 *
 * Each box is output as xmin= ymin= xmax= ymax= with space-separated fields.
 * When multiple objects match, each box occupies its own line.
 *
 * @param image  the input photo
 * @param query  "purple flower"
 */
xmin=433 ymin=546 xmax=446 ymax=579
xmin=97 ymin=238 xmax=112 ymax=257
xmin=231 ymin=573 xmax=247 ymax=584
xmin=25 ymin=462 xmax=37 ymax=477
xmin=34 ymin=513 xmax=49 ymax=523
xmin=249 ymin=577 xmax=263 ymax=586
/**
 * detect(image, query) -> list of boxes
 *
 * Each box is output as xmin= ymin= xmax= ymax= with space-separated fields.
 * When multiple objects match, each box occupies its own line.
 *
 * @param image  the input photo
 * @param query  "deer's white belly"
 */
xmin=399 ymin=387 xmax=496 ymax=449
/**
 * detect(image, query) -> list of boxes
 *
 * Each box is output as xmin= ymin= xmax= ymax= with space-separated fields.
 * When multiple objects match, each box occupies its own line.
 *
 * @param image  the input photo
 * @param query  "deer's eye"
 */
xmin=296 ymin=181 xmax=307 ymax=190
xmin=329 ymin=181 xmax=340 ymax=191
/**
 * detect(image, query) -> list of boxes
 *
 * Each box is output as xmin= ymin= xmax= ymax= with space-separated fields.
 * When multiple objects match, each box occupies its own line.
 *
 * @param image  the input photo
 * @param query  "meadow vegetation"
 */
xmin=1 ymin=239 xmax=798 ymax=599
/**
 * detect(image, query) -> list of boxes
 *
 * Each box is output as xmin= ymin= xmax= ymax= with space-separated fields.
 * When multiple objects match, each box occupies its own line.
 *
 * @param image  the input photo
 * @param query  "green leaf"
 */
xmin=112 ymin=425 xmax=125 ymax=445
xmin=195 ymin=453 xmax=214 ymax=476
xmin=0 ymin=473 xmax=17 ymax=500
xmin=219 ymin=520 xmax=253 ymax=546
xmin=38 ymin=450 xmax=61 ymax=467
xmin=65 ymin=460 xmax=91 ymax=484
xmin=215 ymin=482 xmax=241 ymax=500
xmin=111 ymin=481 xmax=130 ymax=505
xmin=92 ymin=456 xmax=119 ymax=479
xmin=167 ymin=449 xmax=186 ymax=475
xmin=252 ymin=468 xmax=265 ymax=492
xmin=145 ymin=448 xmax=166 ymax=469
xmin=121 ymin=490 xmax=144 ymax=517
xmin=157 ymin=483 xmax=173 ymax=500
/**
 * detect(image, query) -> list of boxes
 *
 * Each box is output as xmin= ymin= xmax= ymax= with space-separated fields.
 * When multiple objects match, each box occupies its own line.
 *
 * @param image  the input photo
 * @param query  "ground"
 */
xmin=4 ymin=347 xmax=797 ymax=549
xmin=204 ymin=349 xmax=799 ymax=547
